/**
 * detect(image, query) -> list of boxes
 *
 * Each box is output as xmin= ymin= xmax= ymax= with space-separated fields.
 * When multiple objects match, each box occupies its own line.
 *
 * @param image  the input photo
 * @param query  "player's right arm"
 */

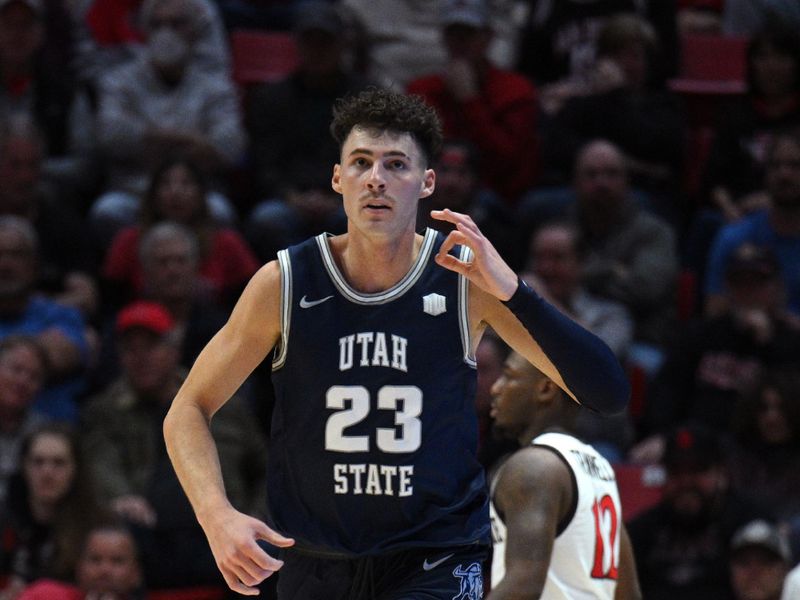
xmin=163 ymin=261 xmax=294 ymax=596
xmin=487 ymin=448 xmax=573 ymax=600
xmin=614 ymin=524 xmax=643 ymax=600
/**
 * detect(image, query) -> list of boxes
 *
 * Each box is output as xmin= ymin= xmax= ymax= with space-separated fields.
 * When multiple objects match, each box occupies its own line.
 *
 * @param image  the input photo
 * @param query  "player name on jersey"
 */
xmin=569 ymin=449 xmax=616 ymax=482
xmin=339 ymin=332 xmax=409 ymax=372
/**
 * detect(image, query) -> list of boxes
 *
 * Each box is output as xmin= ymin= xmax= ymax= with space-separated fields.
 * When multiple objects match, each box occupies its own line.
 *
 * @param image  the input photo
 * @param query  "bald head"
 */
xmin=574 ymin=140 xmax=629 ymax=217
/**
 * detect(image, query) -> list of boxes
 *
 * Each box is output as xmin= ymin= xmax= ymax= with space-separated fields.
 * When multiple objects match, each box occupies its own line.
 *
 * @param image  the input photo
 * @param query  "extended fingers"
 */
xmin=217 ymin=536 xmax=286 ymax=594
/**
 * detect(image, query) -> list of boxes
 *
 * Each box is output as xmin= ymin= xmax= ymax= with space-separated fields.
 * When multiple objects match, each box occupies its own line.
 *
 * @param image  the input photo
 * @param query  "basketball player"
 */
xmin=488 ymin=351 xmax=641 ymax=599
xmin=163 ymin=88 xmax=629 ymax=599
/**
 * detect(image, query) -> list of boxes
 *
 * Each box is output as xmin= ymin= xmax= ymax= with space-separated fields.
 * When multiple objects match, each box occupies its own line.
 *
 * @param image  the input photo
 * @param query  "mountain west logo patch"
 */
xmin=423 ymin=293 xmax=446 ymax=316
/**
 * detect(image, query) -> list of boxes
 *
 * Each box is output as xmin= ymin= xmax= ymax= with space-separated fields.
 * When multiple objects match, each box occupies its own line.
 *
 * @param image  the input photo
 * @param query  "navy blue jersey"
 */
xmin=268 ymin=228 xmax=489 ymax=556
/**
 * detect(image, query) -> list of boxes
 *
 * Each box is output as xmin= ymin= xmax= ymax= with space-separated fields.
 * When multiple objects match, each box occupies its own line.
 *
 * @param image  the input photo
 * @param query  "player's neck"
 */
xmin=521 ymin=423 xmax=569 ymax=446
xmin=331 ymin=231 xmax=424 ymax=293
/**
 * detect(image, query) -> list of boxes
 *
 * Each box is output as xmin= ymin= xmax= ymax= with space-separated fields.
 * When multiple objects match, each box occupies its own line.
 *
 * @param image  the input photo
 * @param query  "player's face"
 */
xmin=490 ymin=352 xmax=538 ymax=438
xmin=332 ymin=127 xmax=435 ymax=240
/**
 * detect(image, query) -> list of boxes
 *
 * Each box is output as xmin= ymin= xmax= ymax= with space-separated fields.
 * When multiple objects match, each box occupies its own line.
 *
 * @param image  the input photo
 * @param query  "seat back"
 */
xmin=230 ymin=30 xmax=299 ymax=85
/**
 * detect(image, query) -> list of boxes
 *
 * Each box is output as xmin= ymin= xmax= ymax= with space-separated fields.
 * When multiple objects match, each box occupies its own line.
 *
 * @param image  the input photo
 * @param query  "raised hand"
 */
xmin=431 ymin=209 xmax=518 ymax=300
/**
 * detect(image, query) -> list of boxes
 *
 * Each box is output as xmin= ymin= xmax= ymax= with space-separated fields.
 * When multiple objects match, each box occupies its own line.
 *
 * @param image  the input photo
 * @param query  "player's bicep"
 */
xmin=494 ymin=450 xmax=571 ymax=592
xmin=175 ymin=262 xmax=282 ymax=418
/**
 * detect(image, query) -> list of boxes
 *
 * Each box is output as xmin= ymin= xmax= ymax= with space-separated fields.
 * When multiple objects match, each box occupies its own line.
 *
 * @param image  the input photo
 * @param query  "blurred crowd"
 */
xmin=0 ymin=0 xmax=799 ymax=598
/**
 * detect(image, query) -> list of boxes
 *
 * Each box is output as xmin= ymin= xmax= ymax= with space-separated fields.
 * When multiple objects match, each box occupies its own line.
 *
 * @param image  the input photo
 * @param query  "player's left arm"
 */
xmin=614 ymin=523 xmax=643 ymax=600
xmin=487 ymin=447 xmax=572 ymax=600
xmin=432 ymin=209 xmax=629 ymax=415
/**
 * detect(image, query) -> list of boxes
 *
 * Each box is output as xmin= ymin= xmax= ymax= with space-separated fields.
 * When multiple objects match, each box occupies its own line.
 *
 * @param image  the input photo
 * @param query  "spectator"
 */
xmin=408 ymin=0 xmax=539 ymax=204
xmin=74 ymin=0 xmax=230 ymax=88
xmin=628 ymin=424 xmax=772 ymax=600
xmin=636 ymin=243 xmax=800 ymax=445
xmin=0 ymin=335 xmax=47 ymax=504
xmin=0 ymin=216 xmax=89 ymax=422
xmin=515 ymin=0 xmax=678 ymax=104
xmin=704 ymin=25 xmax=800 ymax=222
xmin=705 ymin=130 xmax=800 ymax=317
xmin=729 ymin=520 xmax=792 ymax=600
xmin=524 ymin=219 xmax=633 ymax=359
xmin=0 ymin=0 xmax=93 ymax=164
xmin=90 ymin=0 xmax=245 ymax=242
xmin=540 ymin=13 xmax=685 ymax=218
xmin=81 ymin=301 xmax=267 ymax=589
xmin=101 ymin=156 xmax=259 ymax=311
xmin=0 ymin=424 xmax=105 ymax=599
xmin=245 ymin=0 xmax=368 ymax=262
xmin=728 ymin=368 xmax=800 ymax=526
xmin=523 ymin=220 xmax=634 ymax=460
xmin=533 ymin=139 xmax=678 ymax=348
xmin=17 ymin=521 xmax=145 ymax=600
xmin=341 ymin=0 xmax=521 ymax=90
xmin=0 ymin=113 xmax=98 ymax=316
xmin=89 ymin=222 xmax=229 ymax=394
xmin=722 ymin=1 xmax=800 ymax=37
xmin=417 ymin=139 xmax=521 ymax=267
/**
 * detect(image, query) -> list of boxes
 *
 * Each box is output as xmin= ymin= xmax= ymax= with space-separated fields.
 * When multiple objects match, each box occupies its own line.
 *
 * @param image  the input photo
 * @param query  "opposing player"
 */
xmin=488 ymin=351 xmax=641 ymax=599
xmin=163 ymin=88 xmax=629 ymax=599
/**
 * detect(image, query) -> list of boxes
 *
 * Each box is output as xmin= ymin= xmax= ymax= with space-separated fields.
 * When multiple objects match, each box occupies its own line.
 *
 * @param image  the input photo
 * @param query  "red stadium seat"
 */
xmin=149 ymin=586 xmax=227 ymax=600
xmin=613 ymin=463 xmax=666 ymax=522
xmin=230 ymin=29 xmax=299 ymax=85
xmin=669 ymin=33 xmax=749 ymax=95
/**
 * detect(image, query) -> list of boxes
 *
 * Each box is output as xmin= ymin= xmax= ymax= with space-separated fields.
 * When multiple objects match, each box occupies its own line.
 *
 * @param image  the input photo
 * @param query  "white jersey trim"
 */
xmin=315 ymin=228 xmax=437 ymax=305
xmin=458 ymin=245 xmax=476 ymax=368
xmin=272 ymin=249 xmax=292 ymax=370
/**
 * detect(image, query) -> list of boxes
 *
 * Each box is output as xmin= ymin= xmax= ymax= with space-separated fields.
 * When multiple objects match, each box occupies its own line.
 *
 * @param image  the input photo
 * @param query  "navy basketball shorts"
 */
xmin=276 ymin=544 xmax=488 ymax=600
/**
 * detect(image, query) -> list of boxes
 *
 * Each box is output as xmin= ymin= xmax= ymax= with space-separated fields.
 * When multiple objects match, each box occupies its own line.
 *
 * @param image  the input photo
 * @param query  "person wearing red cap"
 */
xmin=81 ymin=300 xmax=268 ymax=591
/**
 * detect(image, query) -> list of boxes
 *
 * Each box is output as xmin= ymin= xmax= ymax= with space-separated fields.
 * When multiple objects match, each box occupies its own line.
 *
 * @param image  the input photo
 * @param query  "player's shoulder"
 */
xmin=499 ymin=445 xmax=572 ymax=492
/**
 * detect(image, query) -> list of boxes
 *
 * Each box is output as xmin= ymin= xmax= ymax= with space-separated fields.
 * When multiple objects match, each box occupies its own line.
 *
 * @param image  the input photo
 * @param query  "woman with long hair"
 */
xmin=0 ymin=424 xmax=106 ymax=600
xmin=101 ymin=154 xmax=259 ymax=311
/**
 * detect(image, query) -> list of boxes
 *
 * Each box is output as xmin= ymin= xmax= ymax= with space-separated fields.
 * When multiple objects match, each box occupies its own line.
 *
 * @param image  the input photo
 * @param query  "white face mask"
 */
xmin=147 ymin=28 xmax=191 ymax=70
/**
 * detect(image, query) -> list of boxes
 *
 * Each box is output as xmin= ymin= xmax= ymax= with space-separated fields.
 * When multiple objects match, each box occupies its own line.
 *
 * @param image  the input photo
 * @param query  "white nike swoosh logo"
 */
xmin=422 ymin=553 xmax=454 ymax=571
xmin=299 ymin=295 xmax=334 ymax=308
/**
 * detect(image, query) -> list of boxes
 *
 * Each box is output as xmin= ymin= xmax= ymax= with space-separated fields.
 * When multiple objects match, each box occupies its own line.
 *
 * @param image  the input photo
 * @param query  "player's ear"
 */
xmin=419 ymin=168 xmax=435 ymax=198
xmin=537 ymin=378 xmax=560 ymax=402
xmin=332 ymin=164 xmax=342 ymax=194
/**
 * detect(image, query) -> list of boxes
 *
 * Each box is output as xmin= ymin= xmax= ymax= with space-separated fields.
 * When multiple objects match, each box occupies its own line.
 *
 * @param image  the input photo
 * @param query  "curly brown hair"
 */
xmin=330 ymin=88 xmax=443 ymax=167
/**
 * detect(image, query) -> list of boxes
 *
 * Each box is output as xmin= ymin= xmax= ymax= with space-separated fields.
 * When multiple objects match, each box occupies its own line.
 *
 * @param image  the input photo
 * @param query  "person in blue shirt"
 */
xmin=705 ymin=130 xmax=800 ymax=317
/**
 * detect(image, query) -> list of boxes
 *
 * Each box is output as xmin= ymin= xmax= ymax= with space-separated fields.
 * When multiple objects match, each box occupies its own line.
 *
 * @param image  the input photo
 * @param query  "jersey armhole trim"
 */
xmin=458 ymin=245 xmax=476 ymax=368
xmin=272 ymin=249 xmax=292 ymax=370
xmin=531 ymin=443 xmax=578 ymax=536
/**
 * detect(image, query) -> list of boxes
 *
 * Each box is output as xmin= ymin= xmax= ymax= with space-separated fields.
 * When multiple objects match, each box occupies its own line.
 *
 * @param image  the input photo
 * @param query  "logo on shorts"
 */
xmin=452 ymin=562 xmax=483 ymax=599
xmin=423 ymin=553 xmax=454 ymax=571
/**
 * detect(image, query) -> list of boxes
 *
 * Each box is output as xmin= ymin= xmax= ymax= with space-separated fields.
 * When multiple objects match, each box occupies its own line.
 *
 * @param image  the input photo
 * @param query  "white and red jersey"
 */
xmin=490 ymin=432 xmax=622 ymax=599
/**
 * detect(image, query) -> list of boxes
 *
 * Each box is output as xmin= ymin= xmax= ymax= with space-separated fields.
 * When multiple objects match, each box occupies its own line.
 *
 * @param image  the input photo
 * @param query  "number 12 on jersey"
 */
xmin=591 ymin=495 xmax=619 ymax=579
